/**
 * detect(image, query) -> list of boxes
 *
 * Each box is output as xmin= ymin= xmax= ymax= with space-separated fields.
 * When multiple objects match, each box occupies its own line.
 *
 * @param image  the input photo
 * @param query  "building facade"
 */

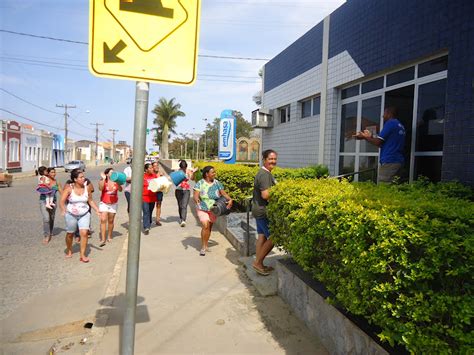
xmin=1 ymin=120 xmax=22 ymax=172
xmin=21 ymin=124 xmax=43 ymax=173
xmin=256 ymin=0 xmax=473 ymax=185
xmin=52 ymin=134 xmax=65 ymax=168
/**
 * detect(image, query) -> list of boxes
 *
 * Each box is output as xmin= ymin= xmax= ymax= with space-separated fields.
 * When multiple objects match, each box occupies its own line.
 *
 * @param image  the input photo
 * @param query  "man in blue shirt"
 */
xmin=355 ymin=106 xmax=406 ymax=183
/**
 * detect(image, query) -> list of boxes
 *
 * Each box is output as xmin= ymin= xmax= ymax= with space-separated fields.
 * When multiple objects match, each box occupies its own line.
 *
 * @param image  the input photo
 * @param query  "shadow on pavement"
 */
xmin=95 ymin=293 xmax=150 ymax=354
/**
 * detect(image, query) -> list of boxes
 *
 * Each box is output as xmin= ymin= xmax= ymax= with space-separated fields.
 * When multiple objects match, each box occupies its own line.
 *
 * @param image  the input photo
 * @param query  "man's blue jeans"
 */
xmin=142 ymin=202 xmax=155 ymax=230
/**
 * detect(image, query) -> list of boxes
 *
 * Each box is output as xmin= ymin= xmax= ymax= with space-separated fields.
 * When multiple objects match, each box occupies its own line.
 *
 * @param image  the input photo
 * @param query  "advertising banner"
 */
xmin=218 ymin=109 xmax=236 ymax=164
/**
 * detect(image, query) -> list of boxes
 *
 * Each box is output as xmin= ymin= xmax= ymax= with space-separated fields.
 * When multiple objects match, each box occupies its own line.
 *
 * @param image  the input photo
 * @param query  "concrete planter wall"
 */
xmin=277 ymin=259 xmax=390 ymax=355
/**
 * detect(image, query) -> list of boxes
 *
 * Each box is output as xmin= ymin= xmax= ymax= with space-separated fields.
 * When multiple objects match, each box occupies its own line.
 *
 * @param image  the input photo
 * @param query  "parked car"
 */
xmin=64 ymin=160 xmax=86 ymax=172
xmin=0 ymin=168 xmax=13 ymax=187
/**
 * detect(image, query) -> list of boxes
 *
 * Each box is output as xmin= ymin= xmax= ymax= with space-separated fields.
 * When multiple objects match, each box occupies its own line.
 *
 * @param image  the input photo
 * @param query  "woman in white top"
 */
xmin=60 ymin=169 xmax=100 ymax=263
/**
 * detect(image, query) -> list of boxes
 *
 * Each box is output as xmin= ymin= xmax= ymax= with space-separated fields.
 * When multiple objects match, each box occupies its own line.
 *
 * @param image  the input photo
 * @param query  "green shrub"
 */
xmin=193 ymin=162 xmax=328 ymax=206
xmin=268 ymin=179 xmax=474 ymax=353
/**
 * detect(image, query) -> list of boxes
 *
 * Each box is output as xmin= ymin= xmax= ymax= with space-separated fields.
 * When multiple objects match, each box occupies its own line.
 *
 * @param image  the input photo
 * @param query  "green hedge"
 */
xmin=268 ymin=179 xmax=474 ymax=353
xmin=193 ymin=162 xmax=328 ymax=206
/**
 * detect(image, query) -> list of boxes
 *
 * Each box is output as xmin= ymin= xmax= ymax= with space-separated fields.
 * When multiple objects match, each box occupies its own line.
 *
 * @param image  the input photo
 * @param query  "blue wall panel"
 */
xmin=264 ymin=22 xmax=324 ymax=92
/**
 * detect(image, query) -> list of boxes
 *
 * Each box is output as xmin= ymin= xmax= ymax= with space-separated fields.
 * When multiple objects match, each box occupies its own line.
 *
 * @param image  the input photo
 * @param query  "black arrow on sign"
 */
xmin=120 ymin=0 xmax=174 ymax=18
xmin=104 ymin=40 xmax=127 ymax=63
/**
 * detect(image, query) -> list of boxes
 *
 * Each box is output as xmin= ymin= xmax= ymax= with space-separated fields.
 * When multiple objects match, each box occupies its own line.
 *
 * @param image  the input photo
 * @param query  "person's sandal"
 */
xmin=80 ymin=257 xmax=90 ymax=263
xmin=199 ymin=249 xmax=206 ymax=256
xmin=252 ymin=265 xmax=270 ymax=276
xmin=99 ymin=241 xmax=106 ymax=247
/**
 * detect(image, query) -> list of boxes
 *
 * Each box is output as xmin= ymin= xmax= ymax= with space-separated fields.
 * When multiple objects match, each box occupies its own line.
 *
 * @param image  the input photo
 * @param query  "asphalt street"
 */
xmin=0 ymin=164 xmax=127 ymax=321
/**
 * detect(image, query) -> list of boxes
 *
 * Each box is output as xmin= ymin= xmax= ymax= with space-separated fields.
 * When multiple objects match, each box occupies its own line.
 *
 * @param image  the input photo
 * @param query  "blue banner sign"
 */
xmin=218 ymin=109 xmax=236 ymax=164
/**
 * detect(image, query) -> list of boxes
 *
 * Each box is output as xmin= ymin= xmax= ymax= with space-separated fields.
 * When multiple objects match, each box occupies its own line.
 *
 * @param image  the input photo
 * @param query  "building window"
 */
xmin=28 ymin=146 xmax=32 ymax=161
xmin=9 ymin=138 xmax=19 ymax=162
xmin=279 ymin=105 xmax=290 ymax=123
xmin=312 ymin=96 xmax=321 ymax=116
xmin=418 ymin=56 xmax=448 ymax=78
xmin=337 ymin=55 xmax=448 ymax=182
xmin=361 ymin=77 xmax=384 ymax=94
xmin=386 ymin=66 xmax=415 ymax=87
xmin=300 ymin=96 xmax=320 ymax=118
xmin=301 ymin=99 xmax=312 ymax=118
xmin=25 ymin=147 xmax=28 ymax=161
xmin=339 ymin=102 xmax=358 ymax=153
xmin=341 ymin=84 xmax=359 ymax=99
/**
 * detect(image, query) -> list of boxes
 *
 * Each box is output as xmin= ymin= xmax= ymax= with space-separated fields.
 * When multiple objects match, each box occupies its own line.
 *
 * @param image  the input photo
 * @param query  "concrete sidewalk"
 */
xmin=93 ymin=192 xmax=328 ymax=354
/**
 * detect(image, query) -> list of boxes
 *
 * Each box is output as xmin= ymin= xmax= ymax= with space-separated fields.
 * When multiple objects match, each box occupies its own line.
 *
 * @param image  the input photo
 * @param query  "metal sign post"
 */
xmin=121 ymin=81 xmax=149 ymax=355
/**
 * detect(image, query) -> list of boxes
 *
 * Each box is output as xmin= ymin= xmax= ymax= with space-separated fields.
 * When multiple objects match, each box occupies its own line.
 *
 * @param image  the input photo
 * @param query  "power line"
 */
xmin=1 ymin=108 xmax=61 ymax=130
xmin=3 ymin=59 xmax=260 ymax=83
xmin=0 ymin=29 xmax=270 ymax=61
xmin=0 ymin=88 xmax=62 ymax=115
xmin=0 ymin=29 xmax=87 ymax=44
xmin=0 ymin=108 xmax=92 ymax=138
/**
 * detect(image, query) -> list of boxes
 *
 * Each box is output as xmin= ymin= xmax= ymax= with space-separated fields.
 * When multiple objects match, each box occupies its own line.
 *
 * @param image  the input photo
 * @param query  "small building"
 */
xmin=1 ymin=120 xmax=22 ymax=172
xmin=255 ymin=0 xmax=473 ymax=185
xmin=21 ymin=124 xmax=42 ymax=173
xmin=75 ymin=140 xmax=95 ymax=162
xmin=52 ymin=134 xmax=65 ymax=168
xmin=40 ymin=130 xmax=54 ymax=168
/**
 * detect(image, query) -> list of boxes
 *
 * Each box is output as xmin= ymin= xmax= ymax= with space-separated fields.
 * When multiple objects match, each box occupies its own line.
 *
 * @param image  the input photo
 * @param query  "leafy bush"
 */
xmin=193 ymin=162 xmax=328 ymax=206
xmin=268 ymin=179 xmax=474 ymax=353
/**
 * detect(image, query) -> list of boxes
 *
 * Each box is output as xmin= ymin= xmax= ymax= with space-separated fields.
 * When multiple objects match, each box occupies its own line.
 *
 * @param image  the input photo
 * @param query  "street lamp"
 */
xmin=192 ymin=128 xmax=195 ymax=160
xmin=203 ymin=118 xmax=208 ymax=160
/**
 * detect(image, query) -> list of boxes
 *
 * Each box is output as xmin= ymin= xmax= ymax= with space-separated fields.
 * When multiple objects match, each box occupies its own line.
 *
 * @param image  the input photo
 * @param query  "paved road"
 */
xmin=0 ymin=164 xmax=127 ymax=321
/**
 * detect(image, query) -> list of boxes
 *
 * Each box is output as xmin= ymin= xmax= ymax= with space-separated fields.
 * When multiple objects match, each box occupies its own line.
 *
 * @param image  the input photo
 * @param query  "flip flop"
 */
xmin=252 ymin=265 xmax=270 ymax=276
xmin=80 ymin=257 xmax=90 ymax=263
xmin=65 ymin=252 xmax=73 ymax=259
xmin=99 ymin=242 xmax=106 ymax=247
xmin=263 ymin=266 xmax=274 ymax=272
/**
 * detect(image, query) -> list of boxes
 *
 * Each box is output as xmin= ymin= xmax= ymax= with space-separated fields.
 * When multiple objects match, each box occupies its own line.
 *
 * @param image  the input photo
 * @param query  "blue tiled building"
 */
xmin=254 ymin=0 xmax=473 ymax=185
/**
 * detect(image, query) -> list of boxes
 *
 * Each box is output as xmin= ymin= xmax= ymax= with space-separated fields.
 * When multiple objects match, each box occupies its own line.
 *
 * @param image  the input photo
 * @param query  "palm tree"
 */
xmin=152 ymin=97 xmax=185 ymax=159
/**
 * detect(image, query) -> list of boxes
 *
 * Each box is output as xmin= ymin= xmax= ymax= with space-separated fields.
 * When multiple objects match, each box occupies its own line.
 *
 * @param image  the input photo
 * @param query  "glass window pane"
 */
xmin=358 ymin=156 xmax=378 ymax=182
xmin=312 ymin=96 xmax=321 ymax=116
xmin=361 ymin=77 xmax=384 ymax=94
xmin=279 ymin=107 xmax=287 ymax=123
xmin=341 ymin=84 xmax=360 ymax=99
xmin=301 ymin=100 xmax=311 ymax=118
xmin=340 ymin=102 xmax=358 ymax=153
xmin=386 ymin=67 xmax=415 ymax=87
xmin=418 ymin=56 xmax=448 ymax=78
xmin=416 ymin=79 xmax=446 ymax=151
xmin=360 ymin=96 xmax=382 ymax=153
xmin=339 ymin=156 xmax=355 ymax=176
xmin=414 ymin=156 xmax=442 ymax=182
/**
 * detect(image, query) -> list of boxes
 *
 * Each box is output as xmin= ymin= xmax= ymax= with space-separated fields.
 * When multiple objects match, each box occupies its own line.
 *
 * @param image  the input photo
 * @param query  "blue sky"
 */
xmin=1 ymin=0 xmax=345 ymax=150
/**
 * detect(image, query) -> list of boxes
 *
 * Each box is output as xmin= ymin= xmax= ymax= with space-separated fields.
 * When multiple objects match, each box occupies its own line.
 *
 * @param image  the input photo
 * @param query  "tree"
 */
xmin=152 ymin=97 xmax=185 ymax=159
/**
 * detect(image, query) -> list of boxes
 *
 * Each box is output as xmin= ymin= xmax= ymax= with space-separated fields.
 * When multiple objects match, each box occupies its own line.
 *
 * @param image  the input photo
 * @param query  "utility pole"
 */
xmin=90 ymin=122 xmax=104 ymax=165
xmin=196 ymin=135 xmax=200 ymax=160
xmin=203 ymin=118 xmax=208 ymax=160
xmin=184 ymin=138 xmax=188 ymax=159
xmin=56 ymin=104 xmax=76 ymax=163
xmin=109 ymin=129 xmax=119 ymax=162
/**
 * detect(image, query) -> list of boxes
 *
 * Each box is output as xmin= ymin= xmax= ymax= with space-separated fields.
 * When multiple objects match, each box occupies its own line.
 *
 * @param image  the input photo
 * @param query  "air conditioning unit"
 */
xmin=251 ymin=108 xmax=273 ymax=128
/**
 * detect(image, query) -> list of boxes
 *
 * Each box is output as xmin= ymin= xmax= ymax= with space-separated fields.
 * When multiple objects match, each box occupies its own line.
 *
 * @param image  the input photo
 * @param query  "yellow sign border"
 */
xmin=89 ymin=0 xmax=200 ymax=85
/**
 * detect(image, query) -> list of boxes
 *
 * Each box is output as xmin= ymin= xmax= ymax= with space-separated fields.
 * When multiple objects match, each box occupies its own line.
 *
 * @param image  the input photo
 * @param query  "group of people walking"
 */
xmin=36 ymin=150 xmax=279 ymax=276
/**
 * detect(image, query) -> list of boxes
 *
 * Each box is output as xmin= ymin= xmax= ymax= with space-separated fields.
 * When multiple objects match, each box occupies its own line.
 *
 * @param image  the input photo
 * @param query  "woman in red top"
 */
xmin=142 ymin=163 xmax=158 ymax=235
xmin=98 ymin=168 xmax=122 ymax=247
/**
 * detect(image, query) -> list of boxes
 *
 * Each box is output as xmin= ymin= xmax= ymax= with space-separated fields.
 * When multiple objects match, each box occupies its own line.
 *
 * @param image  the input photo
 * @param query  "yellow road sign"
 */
xmin=89 ymin=0 xmax=201 ymax=85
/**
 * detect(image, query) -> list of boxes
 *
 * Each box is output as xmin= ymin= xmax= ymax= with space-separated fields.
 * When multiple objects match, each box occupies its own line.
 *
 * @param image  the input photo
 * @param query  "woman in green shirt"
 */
xmin=193 ymin=166 xmax=232 ymax=256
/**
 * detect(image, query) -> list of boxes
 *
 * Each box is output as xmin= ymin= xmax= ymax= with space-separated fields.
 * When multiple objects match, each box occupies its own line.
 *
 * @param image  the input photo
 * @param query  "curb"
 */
xmin=86 ymin=233 xmax=129 ymax=355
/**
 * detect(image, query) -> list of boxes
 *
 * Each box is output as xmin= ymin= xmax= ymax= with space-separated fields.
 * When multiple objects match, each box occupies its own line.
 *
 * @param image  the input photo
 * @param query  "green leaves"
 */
xmin=267 ymin=179 xmax=474 ymax=353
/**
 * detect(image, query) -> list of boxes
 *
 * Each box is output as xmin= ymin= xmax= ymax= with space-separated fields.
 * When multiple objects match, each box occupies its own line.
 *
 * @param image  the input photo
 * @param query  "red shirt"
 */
xmin=101 ymin=179 xmax=119 ymax=204
xmin=142 ymin=173 xmax=158 ymax=203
